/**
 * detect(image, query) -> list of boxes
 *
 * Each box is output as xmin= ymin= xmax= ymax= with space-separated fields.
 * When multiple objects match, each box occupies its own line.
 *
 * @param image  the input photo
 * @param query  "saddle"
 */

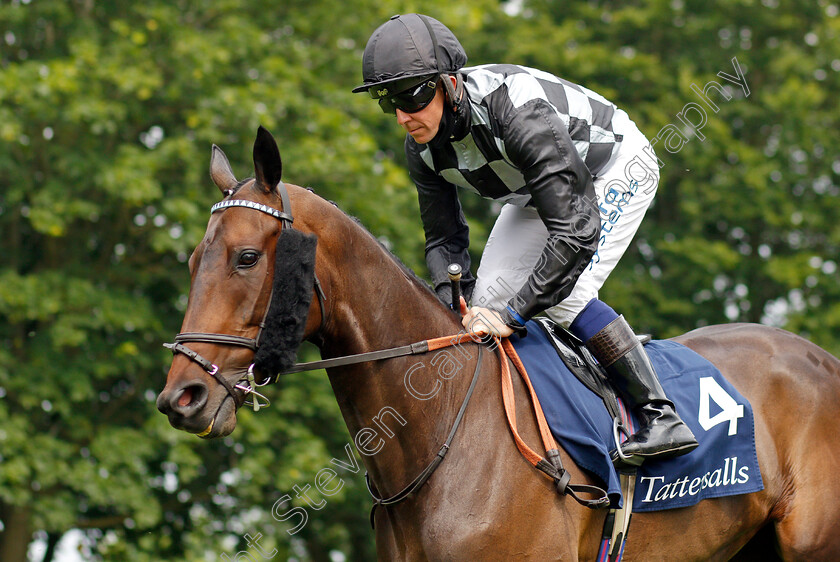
xmin=527 ymin=317 xmax=647 ymax=561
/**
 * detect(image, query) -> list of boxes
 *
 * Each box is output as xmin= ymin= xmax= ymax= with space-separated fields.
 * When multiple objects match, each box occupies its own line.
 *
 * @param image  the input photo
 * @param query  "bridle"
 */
xmin=164 ymin=182 xmax=327 ymax=413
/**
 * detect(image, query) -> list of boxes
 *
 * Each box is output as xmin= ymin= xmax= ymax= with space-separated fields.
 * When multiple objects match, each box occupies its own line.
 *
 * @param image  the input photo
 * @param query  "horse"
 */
xmin=157 ymin=127 xmax=840 ymax=561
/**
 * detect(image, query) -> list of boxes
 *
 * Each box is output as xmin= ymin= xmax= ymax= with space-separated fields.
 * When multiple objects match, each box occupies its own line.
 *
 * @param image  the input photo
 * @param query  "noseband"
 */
xmin=164 ymin=183 xmax=327 ymax=412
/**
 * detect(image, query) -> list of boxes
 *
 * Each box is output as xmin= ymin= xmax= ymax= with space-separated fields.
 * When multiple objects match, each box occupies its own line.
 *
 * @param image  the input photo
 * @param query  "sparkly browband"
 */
xmin=211 ymin=199 xmax=293 ymax=224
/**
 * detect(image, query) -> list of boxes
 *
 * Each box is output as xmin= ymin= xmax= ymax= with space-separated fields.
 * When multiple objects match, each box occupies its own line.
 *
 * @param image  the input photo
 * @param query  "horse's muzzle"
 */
xmin=157 ymin=376 xmax=240 ymax=437
xmin=156 ymin=379 xmax=210 ymax=430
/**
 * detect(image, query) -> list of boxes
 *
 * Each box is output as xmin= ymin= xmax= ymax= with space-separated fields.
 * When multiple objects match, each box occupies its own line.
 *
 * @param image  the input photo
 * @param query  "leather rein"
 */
xmin=163 ymin=184 xmax=608 ymax=512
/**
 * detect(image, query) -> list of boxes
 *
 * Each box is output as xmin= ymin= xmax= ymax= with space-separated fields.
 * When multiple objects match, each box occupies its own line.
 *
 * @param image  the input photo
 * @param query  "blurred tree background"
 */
xmin=1 ymin=0 xmax=839 ymax=560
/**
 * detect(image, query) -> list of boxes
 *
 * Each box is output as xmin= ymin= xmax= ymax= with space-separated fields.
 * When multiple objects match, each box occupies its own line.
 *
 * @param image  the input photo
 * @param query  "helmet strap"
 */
xmin=418 ymin=15 xmax=462 ymax=113
xmin=441 ymin=72 xmax=464 ymax=112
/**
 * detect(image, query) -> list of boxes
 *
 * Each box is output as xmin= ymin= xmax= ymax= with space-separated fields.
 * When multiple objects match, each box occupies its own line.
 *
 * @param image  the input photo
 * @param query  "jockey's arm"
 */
xmin=496 ymin=100 xmax=601 ymax=330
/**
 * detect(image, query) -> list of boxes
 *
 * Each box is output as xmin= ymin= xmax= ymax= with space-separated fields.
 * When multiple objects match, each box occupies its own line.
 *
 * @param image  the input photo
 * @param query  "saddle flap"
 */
xmin=532 ymin=318 xmax=622 ymax=421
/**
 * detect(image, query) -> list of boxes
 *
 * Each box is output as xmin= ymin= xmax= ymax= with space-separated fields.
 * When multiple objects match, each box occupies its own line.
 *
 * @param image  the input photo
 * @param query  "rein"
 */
xmin=365 ymin=343 xmax=485 ymax=527
xmin=361 ymin=335 xmax=610 ymax=525
xmin=164 ymin=185 xmax=608 ymax=514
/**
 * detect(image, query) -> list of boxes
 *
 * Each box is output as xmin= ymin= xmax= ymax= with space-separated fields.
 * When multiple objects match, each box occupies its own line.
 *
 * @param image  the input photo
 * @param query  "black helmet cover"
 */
xmin=352 ymin=14 xmax=467 ymax=95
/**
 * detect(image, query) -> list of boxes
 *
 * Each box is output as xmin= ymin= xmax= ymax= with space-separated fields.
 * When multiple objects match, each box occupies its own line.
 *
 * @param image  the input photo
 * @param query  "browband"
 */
xmin=211 ymin=198 xmax=293 ymax=224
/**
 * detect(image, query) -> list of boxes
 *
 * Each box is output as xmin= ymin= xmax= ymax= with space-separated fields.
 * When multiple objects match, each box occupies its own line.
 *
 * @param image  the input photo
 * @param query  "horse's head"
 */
xmin=157 ymin=127 xmax=321 ymax=438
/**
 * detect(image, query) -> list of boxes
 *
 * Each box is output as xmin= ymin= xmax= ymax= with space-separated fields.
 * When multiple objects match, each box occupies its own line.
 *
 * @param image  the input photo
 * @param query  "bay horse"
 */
xmin=157 ymin=128 xmax=840 ymax=561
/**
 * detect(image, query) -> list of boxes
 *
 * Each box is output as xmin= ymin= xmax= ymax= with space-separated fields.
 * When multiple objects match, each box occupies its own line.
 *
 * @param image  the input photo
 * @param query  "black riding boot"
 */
xmin=586 ymin=316 xmax=698 ymax=465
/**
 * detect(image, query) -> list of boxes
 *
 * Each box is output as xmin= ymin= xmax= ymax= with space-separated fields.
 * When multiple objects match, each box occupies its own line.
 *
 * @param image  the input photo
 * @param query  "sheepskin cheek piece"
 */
xmin=252 ymin=228 xmax=318 ymax=376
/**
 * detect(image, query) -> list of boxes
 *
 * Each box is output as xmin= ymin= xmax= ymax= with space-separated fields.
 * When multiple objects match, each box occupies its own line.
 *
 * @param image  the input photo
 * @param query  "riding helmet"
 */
xmin=352 ymin=14 xmax=468 ymax=96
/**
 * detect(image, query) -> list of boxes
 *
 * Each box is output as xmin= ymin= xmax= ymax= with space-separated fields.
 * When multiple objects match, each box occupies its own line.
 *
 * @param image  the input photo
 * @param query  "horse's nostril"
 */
xmin=172 ymin=383 xmax=207 ymax=414
xmin=178 ymin=387 xmax=195 ymax=408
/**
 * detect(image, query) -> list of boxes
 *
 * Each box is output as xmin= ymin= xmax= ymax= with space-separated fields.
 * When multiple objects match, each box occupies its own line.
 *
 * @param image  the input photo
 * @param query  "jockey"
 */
xmin=352 ymin=14 xmax=697 ymax=464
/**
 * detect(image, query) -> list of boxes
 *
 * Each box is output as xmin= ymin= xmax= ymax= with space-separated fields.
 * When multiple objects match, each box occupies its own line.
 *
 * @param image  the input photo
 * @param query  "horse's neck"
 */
xmin=314 ymin=212 xmax=473 ymax=493
xmin=317 ymin=214 xmax=461 ymax=356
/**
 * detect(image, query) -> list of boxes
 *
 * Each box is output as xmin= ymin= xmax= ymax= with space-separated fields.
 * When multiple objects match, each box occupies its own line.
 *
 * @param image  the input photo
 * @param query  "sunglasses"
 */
xmin=373 ymin=78 xmax=439 ymax=115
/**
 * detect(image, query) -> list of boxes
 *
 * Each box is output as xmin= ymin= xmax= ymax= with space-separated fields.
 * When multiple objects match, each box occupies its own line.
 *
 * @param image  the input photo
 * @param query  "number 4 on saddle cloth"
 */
xmin=508 ymin=318 xmax=764 ymax=512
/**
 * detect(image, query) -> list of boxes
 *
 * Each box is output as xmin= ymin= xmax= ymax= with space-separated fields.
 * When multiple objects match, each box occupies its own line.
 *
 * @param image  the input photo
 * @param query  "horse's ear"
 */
xmin=253 ymin=126 xmax=282 ymax=194
xmin=210 ymin=145 xmax=238 ymax=194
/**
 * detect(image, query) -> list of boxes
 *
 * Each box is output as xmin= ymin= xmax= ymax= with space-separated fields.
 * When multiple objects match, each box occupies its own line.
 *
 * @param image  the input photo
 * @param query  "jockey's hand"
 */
xmin=462 ymin=306 xmax=514 ymax=338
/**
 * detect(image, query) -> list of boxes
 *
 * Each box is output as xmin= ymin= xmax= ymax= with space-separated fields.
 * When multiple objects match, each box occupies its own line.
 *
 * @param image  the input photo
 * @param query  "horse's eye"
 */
xmin=237 ymin=251 xmax=260 ymax=268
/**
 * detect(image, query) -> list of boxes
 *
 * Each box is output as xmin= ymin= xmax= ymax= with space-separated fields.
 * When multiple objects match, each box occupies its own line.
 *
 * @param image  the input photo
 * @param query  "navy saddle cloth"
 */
xmin=508 ymin=319 xmax=764 ymax=512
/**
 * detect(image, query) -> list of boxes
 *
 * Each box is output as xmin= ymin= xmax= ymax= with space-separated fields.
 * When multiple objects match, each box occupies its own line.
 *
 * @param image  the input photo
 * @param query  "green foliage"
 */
xmin=1 ymin=0 xmax=840 ymax=560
